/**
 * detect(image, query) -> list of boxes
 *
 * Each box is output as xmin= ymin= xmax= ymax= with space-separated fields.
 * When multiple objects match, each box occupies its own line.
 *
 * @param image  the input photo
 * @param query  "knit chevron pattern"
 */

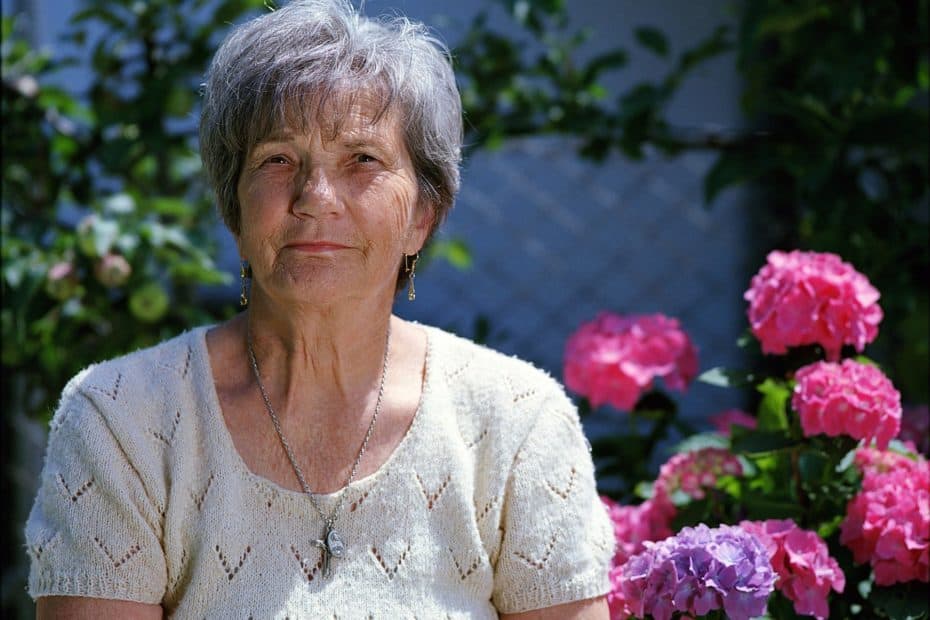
xmin=25 ymin=324 xmax=612 ymax=618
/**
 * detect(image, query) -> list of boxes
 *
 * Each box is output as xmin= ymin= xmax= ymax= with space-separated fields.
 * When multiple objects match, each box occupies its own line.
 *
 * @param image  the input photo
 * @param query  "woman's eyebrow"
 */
xmin=256 ymin=132 xmax=297 ymax=146
xmin=340 ymin=136 xmax=388 ymax=150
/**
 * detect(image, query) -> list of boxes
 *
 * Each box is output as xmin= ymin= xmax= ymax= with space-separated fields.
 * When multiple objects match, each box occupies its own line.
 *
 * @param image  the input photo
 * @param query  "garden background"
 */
xmin=2 ymin=0 xmax=927 ymax=618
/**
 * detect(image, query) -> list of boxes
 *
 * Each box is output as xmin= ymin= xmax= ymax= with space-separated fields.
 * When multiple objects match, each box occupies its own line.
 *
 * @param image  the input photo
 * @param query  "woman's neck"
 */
xmin=238 ymin=293 xmax=395 ymax=422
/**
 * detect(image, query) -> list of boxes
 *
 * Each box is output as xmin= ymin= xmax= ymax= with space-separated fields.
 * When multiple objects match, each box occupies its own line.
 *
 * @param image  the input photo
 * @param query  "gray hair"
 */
xmin=199 ymin=0 xmax=462 ymax=245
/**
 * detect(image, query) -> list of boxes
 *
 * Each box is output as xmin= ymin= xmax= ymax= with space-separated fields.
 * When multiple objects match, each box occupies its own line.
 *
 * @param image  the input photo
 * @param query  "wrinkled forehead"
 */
xmin=261 ymin=81 xmax=403 ymax=147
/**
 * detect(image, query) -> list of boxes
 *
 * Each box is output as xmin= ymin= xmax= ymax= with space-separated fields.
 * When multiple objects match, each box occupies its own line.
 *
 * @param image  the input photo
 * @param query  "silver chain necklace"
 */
xmin=246 ymin=323 xmax=391 ymax=578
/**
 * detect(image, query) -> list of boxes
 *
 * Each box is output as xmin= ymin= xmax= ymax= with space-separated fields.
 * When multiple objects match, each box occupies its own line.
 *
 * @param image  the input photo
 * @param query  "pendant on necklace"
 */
xmin=313 ymin=527 xmax=346 ymax=578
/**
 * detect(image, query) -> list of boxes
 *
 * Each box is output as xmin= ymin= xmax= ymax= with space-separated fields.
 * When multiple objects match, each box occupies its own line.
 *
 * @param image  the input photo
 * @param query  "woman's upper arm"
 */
xmin=491 ymin=384 xmax=614 ymax=613
xmin=500 ymin=596 xmax=609 ymax=620
xmin=37 ymin=596 xmax=163 ymax=620
xmin=25 ymin=372 xmax=168 ymax=605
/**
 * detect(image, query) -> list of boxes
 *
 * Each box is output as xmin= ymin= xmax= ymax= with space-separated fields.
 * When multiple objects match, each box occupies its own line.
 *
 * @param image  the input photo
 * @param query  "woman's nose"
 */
xmin=292 ymin=167 xmax=342 ymax=217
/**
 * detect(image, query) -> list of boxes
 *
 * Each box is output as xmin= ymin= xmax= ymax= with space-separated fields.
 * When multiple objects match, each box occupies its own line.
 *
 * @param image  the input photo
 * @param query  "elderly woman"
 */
xmin=25 ymin=1 xmax=612 ymax=617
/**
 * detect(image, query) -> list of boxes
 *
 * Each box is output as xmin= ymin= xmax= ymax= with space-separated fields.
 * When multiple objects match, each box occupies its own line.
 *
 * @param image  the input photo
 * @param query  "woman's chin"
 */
xmin=261 ymin=274 xmax=383 ymax=309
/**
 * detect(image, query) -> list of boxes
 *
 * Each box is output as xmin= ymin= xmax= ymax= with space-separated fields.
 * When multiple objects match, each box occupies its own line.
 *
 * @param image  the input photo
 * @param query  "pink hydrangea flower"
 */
xmin=654 ymin=448 xmax=743 ymax=501
xmin=841 ymin=451 xmax=930 ymax=585
xmin=563 ymin=312 xmax=698 ymax=411
xmin=855 ymin=446 xmax=923 ymax=476
xmin=709 ymin=409 xmax=758 ymax=436
xmin=600 ymin=495 xmax=674 ymax=568
xmin=744 ymin=250 xmax=882 ymax=360
xmin=606 ymin=563 xmax=632 ymax=619
xmin=792 ymin=359 xmax=901 ymax=449
xmin=740 ymin=519 xmax=844 ymax=619
xmin=900 ymin=405 xmax=930 ymax=456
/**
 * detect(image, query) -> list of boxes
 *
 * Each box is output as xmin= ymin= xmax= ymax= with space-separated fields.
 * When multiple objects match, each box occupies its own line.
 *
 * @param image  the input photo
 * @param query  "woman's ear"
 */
xmin=407 ymin=202 xmax=435 ymax=254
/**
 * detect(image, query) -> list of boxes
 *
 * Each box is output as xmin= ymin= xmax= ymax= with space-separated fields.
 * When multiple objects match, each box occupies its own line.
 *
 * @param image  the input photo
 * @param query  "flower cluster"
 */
xmin=654 ymin=447 xmax=743 ymax=501
xmin=740 ymin=519 xmax=844 ymax=619
xmin=606 ymin=565 xmax=632 ymax=619
xmin=563 ymin=312 xmax=698 ymax=411
xmin=744 ymin=250 xmax=882 ymax=360
xmin=854 ymin=446 xmax=923 ymax=476
xmin=841 ymin=450 xmax=930 ymax=585
xmin=618 ymin=523 xmax=776 ymax=620
xmin=600 ymin=495 xmax=673 ymax=568
xmin=792 ymin=359 xmax=901 ymax=450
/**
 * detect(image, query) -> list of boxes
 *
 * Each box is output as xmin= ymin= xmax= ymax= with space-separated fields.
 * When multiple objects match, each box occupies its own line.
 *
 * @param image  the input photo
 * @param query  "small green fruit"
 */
xmin=128 ymin=282 xmax=169 ymax=322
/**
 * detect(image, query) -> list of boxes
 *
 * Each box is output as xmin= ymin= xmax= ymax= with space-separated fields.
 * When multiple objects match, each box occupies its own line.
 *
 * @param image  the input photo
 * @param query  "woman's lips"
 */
xmin=286 ymin=241 xmax=350 ymax=252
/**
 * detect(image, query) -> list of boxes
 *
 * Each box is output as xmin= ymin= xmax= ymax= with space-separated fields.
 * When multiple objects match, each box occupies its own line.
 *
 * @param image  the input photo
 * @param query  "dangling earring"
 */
xmin=405 ymin=252 xmax=419 ymax=301
xmin=239 ymin=260 xmax=250 ymax=306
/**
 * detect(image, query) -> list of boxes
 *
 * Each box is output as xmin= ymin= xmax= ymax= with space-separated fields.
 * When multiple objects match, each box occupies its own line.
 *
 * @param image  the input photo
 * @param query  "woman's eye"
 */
xmin=263 ymin=155 xmax=290 ymax=165
xmin=355 ymin=153 xmax=377 ymax=164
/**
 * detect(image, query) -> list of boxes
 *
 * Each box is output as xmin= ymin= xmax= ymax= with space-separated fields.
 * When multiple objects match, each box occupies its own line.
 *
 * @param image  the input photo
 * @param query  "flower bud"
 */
xmin=94 ymin=253 xmax=132 ymax=288
xmin=44 ymin=261 xmax=80 ymax=301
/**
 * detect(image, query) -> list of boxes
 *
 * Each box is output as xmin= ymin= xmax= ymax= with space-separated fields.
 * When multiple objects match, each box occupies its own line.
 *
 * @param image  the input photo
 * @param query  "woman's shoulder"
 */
xmin=51 ymin=325 xmax=211 ymax=445
xmin=64 ymin=326 xmax=207 ymax=403
xmin=420 ymin=324 xmax=577 ymax=441
xmin=423 ymin=324 xmax=565 ymax=396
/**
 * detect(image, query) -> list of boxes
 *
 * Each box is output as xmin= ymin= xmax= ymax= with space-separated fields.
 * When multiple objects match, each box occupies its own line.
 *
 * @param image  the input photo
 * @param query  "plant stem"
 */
xmin=643 ymin=406 xmax=675 ymax=464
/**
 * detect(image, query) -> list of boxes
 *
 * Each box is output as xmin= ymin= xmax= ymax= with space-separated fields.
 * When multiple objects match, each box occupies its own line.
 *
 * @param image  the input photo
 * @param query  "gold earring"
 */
xmin=239 ymin=260 xmax=250 ymax=306
xmin=405 ymin=252 xmax=419 ymax=301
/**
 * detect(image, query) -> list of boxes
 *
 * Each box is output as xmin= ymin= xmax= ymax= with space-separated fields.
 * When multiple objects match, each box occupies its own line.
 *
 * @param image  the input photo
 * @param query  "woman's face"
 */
xmin=236 ymin=95 xmax=431 ymax=308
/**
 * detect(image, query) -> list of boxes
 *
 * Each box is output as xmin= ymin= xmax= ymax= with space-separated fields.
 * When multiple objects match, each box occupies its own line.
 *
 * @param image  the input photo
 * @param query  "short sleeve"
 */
xmin=24 ymin=378 xmax=167 ymax=604
xmin=491 ymin=388 xmax=613 ymax=613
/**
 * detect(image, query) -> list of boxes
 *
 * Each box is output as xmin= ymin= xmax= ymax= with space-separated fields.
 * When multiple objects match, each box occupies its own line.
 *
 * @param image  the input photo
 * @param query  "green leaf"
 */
xmin=669 ymin=496 xmax=714 ymax=528
xmin=817 ymin=514 xmax=843 ymax=539
xmin=870 ymin=582 xmax=930 ymax=620
xmin=103 ymin=193 xmax=135 ymax=214
xmin=756 ymin=378 xmax=790 ymax=431
xmin=798 ymin=450 xmax=828 ymax=485
xmin=91 ymin=219 xmax=120 ymax=257
xmin=165 ymin=86 xmax=194 ymax=117
xmin=590 ymin=435 xmax=642 ymax=457
xmin=149 ymin=197 xmax=192 ymax=218
xmin=887 ymin=439 xmax=920 ymax=456
xmin=634 ymin=480 xmax=654 ymax=499
xmin=429 ymin=238 xmax=472 ymax=270
xmin=581 ymin=49 xmax=628 ymax=84
xmin=673 ymin=432 xmax=730 ymax=454
xmin=697 ymin=366 xmax=755 ymax=388
xmin=741 ymin=495 xmax=805 ymax=520
xmin=634 ymin=26 xmax=668 ymax=57
xmin=756 ymin=6 xmax=831 ymax=37
xmin=704 ymin=152 xmax=757 ymax=204
xmin=731 ymin=429 xmax=796 ymax=454
xmin=677 ymin=24 xmax=731 ymax=72
xmin=836 ymin=447 xmax=857 ymax=473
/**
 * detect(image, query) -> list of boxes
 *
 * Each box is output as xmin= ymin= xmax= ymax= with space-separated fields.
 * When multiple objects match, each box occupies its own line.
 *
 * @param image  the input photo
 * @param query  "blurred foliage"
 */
xmin=724 ymin=0 xmax=929 ymax=404
xmin=455 ymin=0 xmax=929 ymax=404
xmin=1 ymin=1 xmax=274 ymax=425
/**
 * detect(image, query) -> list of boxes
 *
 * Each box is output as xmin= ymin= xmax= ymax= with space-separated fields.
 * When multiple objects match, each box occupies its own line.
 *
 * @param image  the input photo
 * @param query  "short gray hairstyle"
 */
xmin=199 ymin=0 xmax=462 ymax=244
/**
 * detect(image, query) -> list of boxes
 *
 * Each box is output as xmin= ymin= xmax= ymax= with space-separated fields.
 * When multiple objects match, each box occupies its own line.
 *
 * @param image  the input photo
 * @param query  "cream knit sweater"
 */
xmin=25 ymin=324 xmax=613 ymax=618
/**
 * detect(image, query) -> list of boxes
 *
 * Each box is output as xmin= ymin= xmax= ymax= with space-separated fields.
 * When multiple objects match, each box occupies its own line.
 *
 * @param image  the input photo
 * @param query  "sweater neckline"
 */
xmin=192 ymin=322 xmax=436 ymax=501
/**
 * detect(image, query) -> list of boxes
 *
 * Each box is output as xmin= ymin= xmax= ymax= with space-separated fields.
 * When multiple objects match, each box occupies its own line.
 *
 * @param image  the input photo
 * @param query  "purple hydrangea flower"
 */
xmin=619 ymin=523 xmax=776 ymax=620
